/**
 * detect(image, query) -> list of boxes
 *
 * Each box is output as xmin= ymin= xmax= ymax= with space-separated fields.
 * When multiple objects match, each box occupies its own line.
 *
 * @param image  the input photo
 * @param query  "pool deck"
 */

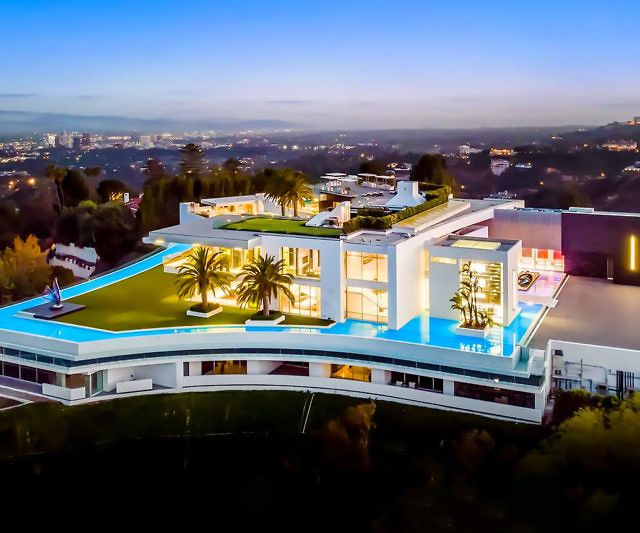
xmin=529 ymin=276 xmax=640 ymax=351
xmin=0 ymin=244 xmax=543 ymax=357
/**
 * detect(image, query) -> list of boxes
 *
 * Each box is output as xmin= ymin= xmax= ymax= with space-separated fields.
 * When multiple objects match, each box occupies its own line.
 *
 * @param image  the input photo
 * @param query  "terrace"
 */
xmin=0 ymin=245 xmax=544 ymax=359
xmin=54 ymin=266 xmax=332 ymax=331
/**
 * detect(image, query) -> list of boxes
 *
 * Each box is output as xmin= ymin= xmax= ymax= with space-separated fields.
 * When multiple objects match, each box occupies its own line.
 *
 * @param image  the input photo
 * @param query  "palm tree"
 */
xmin=175 ymin=247 xmax=233 ymax=311
xmin=265 ymin=175 xmax=287 ymax=216
xmin=265 ymin=170 xmax=312 ymax=217
xmin=235 ymin=255 xmax=295 ymax=318
xmin=451 ymin=261 xmax=496 ymax=329
xmin=449 ymin=291 xmax=469 ymax=326
xmin=280 ymin=173 xmax=313 ymax=217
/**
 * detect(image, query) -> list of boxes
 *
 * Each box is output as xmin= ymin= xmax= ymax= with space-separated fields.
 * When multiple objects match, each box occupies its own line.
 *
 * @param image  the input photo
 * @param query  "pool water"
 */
xmin=0 ymin=244 xmax=543 ymax=355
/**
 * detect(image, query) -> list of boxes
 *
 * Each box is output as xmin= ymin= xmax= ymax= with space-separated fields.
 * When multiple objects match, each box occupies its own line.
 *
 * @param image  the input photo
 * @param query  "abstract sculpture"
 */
xmin=44 ymin=278 xmax=63 ymax=310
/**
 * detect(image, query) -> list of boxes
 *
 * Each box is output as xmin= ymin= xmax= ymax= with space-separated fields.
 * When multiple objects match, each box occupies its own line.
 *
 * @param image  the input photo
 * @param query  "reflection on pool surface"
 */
xmin=327 ymin=302 xmax=542 ymax=356
xmin=0 ymin=244 xmax=543 ymax=356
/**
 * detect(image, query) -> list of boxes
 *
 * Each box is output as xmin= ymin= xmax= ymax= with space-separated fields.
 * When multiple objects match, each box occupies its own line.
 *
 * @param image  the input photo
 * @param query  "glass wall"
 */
xmin=217 ymin=246 xmax=261 ymax=273
xmin=462 ymin=261 xmax=503 ymax=323
xmin=280 ymin=284 xmax=321 ymax=317
xmin=330 ymin=364 xmax=371 ymax=382
xmin=346 ymin=287 xmax=388 ymax=323
xmin=345 ymin=251 xmax=388 ymax=282
xmin=281 ymin=247 xmax=321 ymax=278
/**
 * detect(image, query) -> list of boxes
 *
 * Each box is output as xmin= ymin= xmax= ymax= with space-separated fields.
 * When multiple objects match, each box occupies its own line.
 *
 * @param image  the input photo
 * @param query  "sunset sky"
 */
xmin=2 ymin=0 xmax=639 ymax=129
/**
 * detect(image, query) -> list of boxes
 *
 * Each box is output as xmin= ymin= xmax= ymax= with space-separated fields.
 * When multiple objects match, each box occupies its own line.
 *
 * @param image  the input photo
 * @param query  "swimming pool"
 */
xmin=0 ymin=244 xmax=543 ymax=355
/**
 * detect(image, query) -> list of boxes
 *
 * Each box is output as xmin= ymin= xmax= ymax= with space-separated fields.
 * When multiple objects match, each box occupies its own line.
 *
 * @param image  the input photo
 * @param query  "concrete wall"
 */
xmin=119 ymin=371 xmax=544 ymax=423
xmin=488 ymin=208 xmax=562 ymax=250
xmin=388 ymin=235 xmax=426 ymax=329
xmin=42 ymin=383 xmax=86 ymax=400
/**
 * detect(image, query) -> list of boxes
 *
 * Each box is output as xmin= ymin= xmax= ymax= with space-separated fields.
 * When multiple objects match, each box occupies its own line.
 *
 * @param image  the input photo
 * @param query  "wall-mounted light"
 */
xmin=630 ymin=235 xmax=638 ymax=272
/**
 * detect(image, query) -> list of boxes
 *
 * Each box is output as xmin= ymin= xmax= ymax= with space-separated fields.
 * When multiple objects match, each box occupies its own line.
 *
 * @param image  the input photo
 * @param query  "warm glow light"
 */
xmin=630 ymin=235 xmax=638 ymax=272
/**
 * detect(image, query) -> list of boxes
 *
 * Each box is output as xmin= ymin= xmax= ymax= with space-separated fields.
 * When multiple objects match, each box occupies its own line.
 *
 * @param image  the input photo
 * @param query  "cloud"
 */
xmin=266 ymin=99 xmax=315 ymax=105
xmin=76 ymin=94 xmax=101 ymax=100
xmin=0 ymin=93 xmax=36 ymax=98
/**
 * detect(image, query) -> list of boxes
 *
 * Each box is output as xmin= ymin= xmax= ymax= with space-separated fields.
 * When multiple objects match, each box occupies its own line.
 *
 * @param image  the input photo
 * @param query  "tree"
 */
xmin=44 ymin=164 xmax=68 ymax=213
xmin=175 ymin=247 xmax=233 ymax=312
xmin=0 ymin=200 xmax=24 ymax=249
xmin=235 ymin=254 xmax=295 ymax=318
xmin=179 ymin=143 xmax=206 ymax=178
xmin=450 ymin=261 xmax=495 ymax=329
xmin=411 ymin=154 xmax=458 ymax=190
xmin=97 ymin=179 xmax=130 ymax=203
xmin=359 ymin=159 xmax=387 ymax=176
xmin=142 ymin=158 xmax=167 ymax=185
xmin=0 ymin=235 xmax=52 ymax=300
xmin=60 ymin=169 xmax=91 ymax=208
xmin=84 ymin=166 xmax=103 ymax=178
xmin=266 ymin=169 xmax=313 ymax=217
xmin=85 ymin=203 xmax=138 ymax=265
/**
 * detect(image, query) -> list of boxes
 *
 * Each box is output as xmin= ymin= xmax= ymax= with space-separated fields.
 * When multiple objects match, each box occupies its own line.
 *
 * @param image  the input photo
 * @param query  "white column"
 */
xmin=443 ymin=379 xmax=455 ymax=396
xmin=247 ymin=360 xmax=281 ymax=375
xmin=371 ymin=368 xmax=391 ymax=385
xmin=309 ymin=362 xmax=331 ymax=378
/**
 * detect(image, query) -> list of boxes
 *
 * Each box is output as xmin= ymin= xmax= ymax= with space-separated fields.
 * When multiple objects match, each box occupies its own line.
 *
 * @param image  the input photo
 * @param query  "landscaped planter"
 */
xmin=245 ymin=312 xmax=285 ymax=326
xmin=455 ymin=324 xmax=491 ymax=338
xmin=186 ymin=305 xmax=223 ymax=318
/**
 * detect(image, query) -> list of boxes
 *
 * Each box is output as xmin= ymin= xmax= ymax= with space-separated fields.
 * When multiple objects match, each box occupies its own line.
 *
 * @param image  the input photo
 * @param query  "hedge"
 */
xmin=343 ymin=185 xmax=450 ymax=233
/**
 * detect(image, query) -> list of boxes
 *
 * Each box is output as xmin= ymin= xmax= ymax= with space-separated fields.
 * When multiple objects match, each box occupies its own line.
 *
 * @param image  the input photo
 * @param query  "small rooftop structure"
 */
xmin=385 ymin=182 xmax=425 ymax=209
xmin=306 ymin=201 xmax=351 ymax=228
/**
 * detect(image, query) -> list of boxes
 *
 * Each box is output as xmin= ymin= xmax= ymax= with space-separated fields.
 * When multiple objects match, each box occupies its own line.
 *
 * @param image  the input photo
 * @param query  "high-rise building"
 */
xmin=139 ymin=135 xmax=153 ymax=148
xmin=81 ymin=133 xmax=91 ymax=148
xmin=54 ymin=135 xmax=61 ymax=148
xmin=43 ymin=133 xmax=56 ymax=147
xmin=72 ymin=136 xmax=82 ymax=152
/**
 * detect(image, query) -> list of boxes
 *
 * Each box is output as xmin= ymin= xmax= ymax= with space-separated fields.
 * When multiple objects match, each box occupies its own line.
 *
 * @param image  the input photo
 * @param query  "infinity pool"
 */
xmin=0 ymin=244 xmax=543 ymax=355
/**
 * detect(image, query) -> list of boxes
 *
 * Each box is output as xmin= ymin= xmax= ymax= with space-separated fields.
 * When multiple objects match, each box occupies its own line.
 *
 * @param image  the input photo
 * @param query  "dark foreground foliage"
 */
xmin=0 ymin=390 xmax=638 ymax=531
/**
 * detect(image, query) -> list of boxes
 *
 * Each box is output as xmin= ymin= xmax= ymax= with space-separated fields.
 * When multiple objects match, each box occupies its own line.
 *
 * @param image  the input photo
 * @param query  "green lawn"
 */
xmin=223 ymin=216 xmax=342 ymax=237
xmin=56 ymin=266 xmax=333 ymax=331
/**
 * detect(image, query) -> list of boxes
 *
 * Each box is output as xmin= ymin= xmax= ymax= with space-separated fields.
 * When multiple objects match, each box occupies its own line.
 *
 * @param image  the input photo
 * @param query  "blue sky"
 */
xmin=1 ymin=0 xmax=639 ymax=129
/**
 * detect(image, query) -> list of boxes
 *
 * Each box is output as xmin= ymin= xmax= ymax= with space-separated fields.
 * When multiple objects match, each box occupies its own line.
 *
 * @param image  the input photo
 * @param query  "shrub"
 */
xmin=342 ymin=185 xmax=450 ymax=233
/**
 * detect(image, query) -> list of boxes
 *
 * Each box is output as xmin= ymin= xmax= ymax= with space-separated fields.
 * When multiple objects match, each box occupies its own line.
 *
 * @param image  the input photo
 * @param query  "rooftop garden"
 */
xmin=55 ymin=266 xmax=333 ymax=331
xmin=223 ymin=216 xmax=342 ymax=238
xmin=342 ymin=184 xmax=450 ymax=233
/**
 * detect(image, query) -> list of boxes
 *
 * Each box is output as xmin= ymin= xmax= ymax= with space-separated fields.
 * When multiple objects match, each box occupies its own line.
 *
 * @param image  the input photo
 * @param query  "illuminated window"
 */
xmin=281 ymin=247 xmax=321 ymax=278
xmin=346 ymin=287 xmax=388 ymax=323
xmin=280 ymin=284 xmax=321 ymax=317
xmin=330 ymin=364 xmax=371 ymax=382
xmin=215 ymin=246 xmax=261 ymax=272
xmin=345 ymin=251 xmax=388 ymax=282
xmin=431 ymin=256 xmax=457 ymax=265
xmin=461 ymin=261 xmax=503 ymax=323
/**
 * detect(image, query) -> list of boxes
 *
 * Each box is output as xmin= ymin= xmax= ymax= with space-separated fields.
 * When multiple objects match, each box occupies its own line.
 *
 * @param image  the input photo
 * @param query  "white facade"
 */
xmin=8 ymin=186 xmax=640 ymax=425
xmin=48 ymin=243 xmax=98 ymax=279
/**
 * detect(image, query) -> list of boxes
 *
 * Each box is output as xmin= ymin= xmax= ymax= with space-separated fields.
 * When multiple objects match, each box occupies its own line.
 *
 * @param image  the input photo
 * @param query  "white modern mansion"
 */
xmin=1 ymin=178 xmax=639 ymax=423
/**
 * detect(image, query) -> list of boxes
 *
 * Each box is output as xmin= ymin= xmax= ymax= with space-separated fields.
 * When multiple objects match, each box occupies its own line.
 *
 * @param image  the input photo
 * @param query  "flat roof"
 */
xmin=435 ymin=234 xmax=520 ymax=253
xmin=392 ymin=200 xmax=471 ymax=232
xmin=529 ymin=276 xmax=640 ymax=351
xmin=201 ymin=194 xmax=262 ymax=206
xmin=147 ymin=218 xmax=261 ymax=249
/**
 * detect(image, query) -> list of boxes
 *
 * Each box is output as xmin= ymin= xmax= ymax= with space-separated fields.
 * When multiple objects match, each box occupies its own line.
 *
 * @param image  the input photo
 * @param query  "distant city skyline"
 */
xmin=2 ymin=0 xmax=639 ymax=130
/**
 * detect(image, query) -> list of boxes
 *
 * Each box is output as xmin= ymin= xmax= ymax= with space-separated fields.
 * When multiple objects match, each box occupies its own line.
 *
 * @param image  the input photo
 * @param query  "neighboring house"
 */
xmin=48 ymin=243 xmax=98 ymax=279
